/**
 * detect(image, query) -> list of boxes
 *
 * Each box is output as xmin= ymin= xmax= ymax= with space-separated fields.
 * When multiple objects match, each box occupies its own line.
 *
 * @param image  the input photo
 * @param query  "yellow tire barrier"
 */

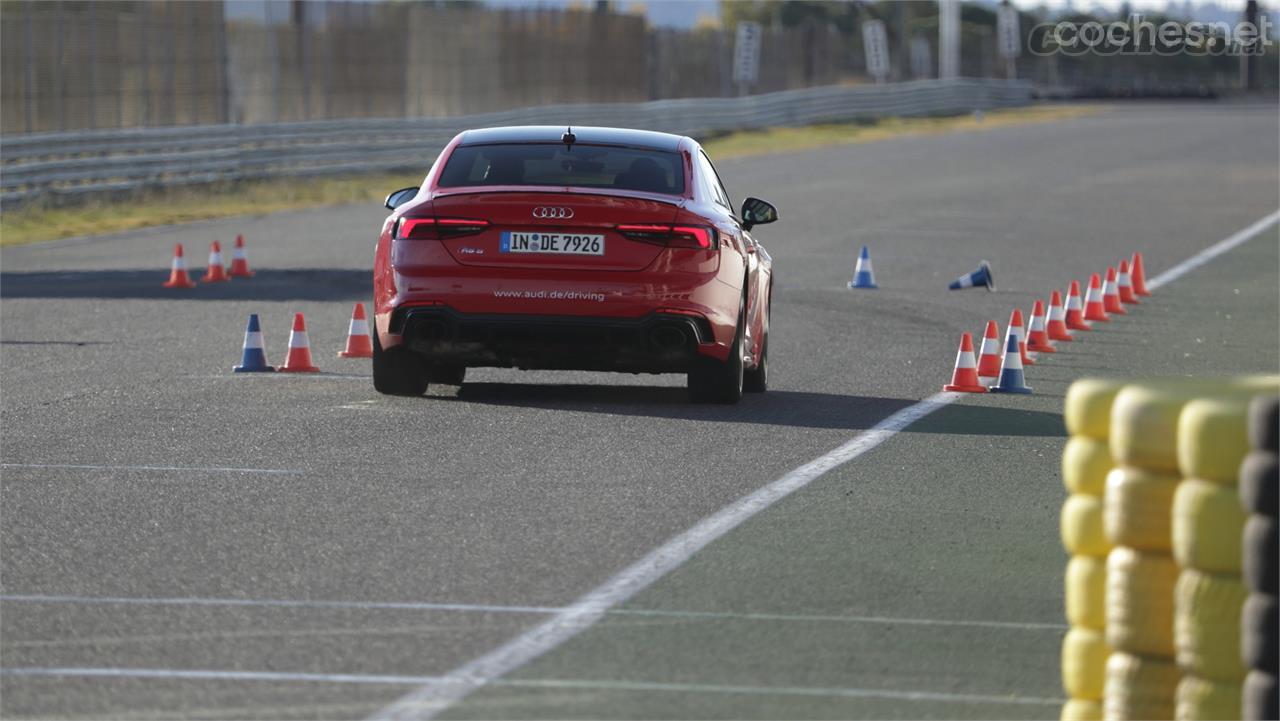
xmin=1105 ymin=651 xmax=1179 ymax=721
xmin=1064 ymin=494 xmax=1110 ymax=557
xmin=1175 ymin=675 xmax=1240 ymax=721
xmin=1174 ymin=568 xmax=1247 ymax=682
xmin=1107 ymin=547 xmax=1177 ymax=657
xmin=1067 ymin=555 xmax=1108 ymax=631
xmin=1172 ymin=479 xmax=1245 ymax=574
xmin=1067 ymin=378 xmax=1128 ymax=440
xmin=1065 ymin=436 xmax=1113 ymax=496
xmin=1064 ymin=627 xmax=1111 ymax=700
xmin=1110 ymin=379 xmax=1280 ymax=474
xmin=1104 ymin=467 xmax=1178 ymax=551
xmin=1062 ymin=698 xmax=1105 ymax=721
xmin=1178 ymin=398 xmax=1252 ymax=485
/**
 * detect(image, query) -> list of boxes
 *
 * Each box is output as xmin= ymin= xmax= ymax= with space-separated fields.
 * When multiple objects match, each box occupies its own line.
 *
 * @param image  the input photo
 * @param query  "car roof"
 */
xmin=455 ymin=125 xmax=687 ymax=152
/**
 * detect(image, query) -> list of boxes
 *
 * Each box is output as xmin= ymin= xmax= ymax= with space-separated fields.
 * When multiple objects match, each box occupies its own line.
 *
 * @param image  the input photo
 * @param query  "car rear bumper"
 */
xmin=389 ymin=306 xmax=716 ymax=372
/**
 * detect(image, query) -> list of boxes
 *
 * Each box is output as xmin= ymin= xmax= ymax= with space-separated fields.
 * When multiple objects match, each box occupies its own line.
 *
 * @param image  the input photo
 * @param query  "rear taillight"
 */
xmin=396 ymin=217 xmax=489 ymax=240
xmin=617 ymin=224 xmax=717 ymax=250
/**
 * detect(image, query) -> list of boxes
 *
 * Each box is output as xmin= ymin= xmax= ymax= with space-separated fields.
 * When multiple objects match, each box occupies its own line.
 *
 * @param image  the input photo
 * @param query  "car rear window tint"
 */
xmin=439 ymin=143 xmax=685 ymax=195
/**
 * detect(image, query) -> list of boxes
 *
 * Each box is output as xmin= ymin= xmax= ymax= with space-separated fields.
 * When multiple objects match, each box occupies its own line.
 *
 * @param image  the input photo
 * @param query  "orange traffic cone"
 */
xmin=279 ymin=313 xmax=321 ymax=372
xmin=201 ymin=241 xmax=230 ymax=283
xmin=228 ymin=234 xmax=254 ymax=278
xmin=976 ymin=320 xmax=1002 ymax=387
xmin=1066 ymin=280 xmax=1091 ymax=330
xmin=1103 ymin=267 xmax=1126 ymax=315
xmin=1027 ymin=299 xmax=1055 ymax=353
xmin=162 ymin=243 xmax=197 ymax=288
xmin=1010 ymin=308 xmax=1034 ymax=365
xmin=943 ymin=332 xmax=987 ymax=393
xmin=1047 ymin=290 xmax=1074 ymax=342
xmin=338 ymin=303 xmax=374 ymax=358
xmin=1117 ymin=259 xmax=1139 ymax=304
xmin=1131 ymin=252 xmax=1151 ymax=296
xmin=1083 ymin=273 xmax=1109 ymax=322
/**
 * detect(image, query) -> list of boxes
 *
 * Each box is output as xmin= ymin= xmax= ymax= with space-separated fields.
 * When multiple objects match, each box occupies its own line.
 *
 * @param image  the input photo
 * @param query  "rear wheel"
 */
xmin=372 ymin=326 xmax=428 ymax=396
xmin=687 ymin=302 xmax=744 ymax=404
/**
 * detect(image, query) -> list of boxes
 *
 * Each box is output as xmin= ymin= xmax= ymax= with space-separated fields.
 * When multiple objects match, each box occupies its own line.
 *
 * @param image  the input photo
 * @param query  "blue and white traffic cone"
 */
xmin=847 ymin=245 xmax=878 ymax=289
xmin=233 ymin=313 xmax=275 ymax=372
xmin=990 ymin=330 xmax=1032 ymax=394
xmin=948 ymin=261 xmax=994 ymax=291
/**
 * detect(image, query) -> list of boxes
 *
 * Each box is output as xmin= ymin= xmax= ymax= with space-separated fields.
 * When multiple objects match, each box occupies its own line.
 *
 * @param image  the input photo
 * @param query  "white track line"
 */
xmin=0 ymin=667 xmax=1062 ymax=706
xmin=0 ymin=594 xmax=1064 ymax=631
xmin=1145 ymin=209 xmax=1280 ymax=290
xmin=0 ymin=463 xmax=301 ymax=475
xmin=370 ymin=393 xmax=957 ymax=719
xmin=371 ymin=208 xmax=1280 ymax=720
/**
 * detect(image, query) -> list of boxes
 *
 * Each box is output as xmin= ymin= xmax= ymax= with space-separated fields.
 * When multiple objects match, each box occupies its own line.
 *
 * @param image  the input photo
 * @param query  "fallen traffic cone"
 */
xmin=1117 ymin=259 xmax=1139 ymax=304
xmin=1083 ymin=273 xmax=1109 ymax=322
xmin=162 ymin=243 xmax=197 ymax=288
xmin=232 ymin=313 xmax=275 ymax=372
xmin=1027 ymin=299 xmax=1055 ymax=353
xmin=1103 ymin=267 xmax=1126 ymax=315
xmin=338 ymin=302 xmax=374 ymax=358
xmin=1066 ymin=280 xmax=1091 ymax=331
xmin=976 ymin=320 xmax=1003 ymax=387
xmin=1131 ymin=252 xmax=1151 ymax=296
xmin=948 ymin=261 xmax=995 ymax=291
xmin=990 ymin=329 xmax=1032 ymax=394
xmin=943 ymin=332 xmax=987 ymax=392
xmin=1047 ymin=290 xmax=1074 ymax=342
xmin=228 ymin=234 xmax=254 ymax=278
xmin=1010 ymin=308 xmax=1034 ymax=365
xmin=279 ymin=313 xmax=321 ymax=373
xmin=201 ymin=241 xmax=231 ymax=283
xmin=847 ymin=245 xmax=878 ymax=289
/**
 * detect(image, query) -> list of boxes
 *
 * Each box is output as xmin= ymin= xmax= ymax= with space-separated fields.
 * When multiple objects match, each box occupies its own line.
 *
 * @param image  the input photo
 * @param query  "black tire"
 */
xmin=427 ymin=365 xmax=466 ymax=386
xmin=1245 ymin=515 xmax=1279 ymax=595
xmin=372 ymin=326 xmax=428 ymax=396
xmin=1241 ymin=451 xmax=1279 ymax=518
xmin=1250 ymin=395 xmax=1279 ymax=452
xmin=687 ymin=300 xmax=744 ymax=404
xmin=744 ymin=333 xmax=768 ymax=393
xmin=1243 ymin=670 xmax=1278 ymax=721
xmin=1243 ymin=593 xmax=1278 ymax=673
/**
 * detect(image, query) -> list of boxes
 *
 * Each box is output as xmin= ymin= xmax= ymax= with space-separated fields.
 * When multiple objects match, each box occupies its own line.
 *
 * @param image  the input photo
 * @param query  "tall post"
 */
xmin=1243 ymin=0 xmax=1259 ymax=91
xmin=22 ymin=0 xmax=33 ymax=132
xmin=938 ymin=0 xmax=960 ymax=80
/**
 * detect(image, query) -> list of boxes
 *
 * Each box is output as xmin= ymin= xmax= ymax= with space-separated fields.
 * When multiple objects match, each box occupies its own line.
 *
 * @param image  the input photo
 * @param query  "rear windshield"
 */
xmin=438 ymin=143 xmax=685 ymax=195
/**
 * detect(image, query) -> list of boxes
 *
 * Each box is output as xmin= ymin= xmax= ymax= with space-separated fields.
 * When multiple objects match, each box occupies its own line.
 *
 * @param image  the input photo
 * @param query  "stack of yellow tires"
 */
xmin=1061 ymin=380 xmax=1125 ymax=721
xmin=1104 ymin=382 xmax=1200 ymax=721
xmin=1240 ymin=396 xmax=1278 ymax=721
xmin=1171 ymin=397 xmax=1256 ymax=719
xmin=1061 ymin=377 xmax=1279 ymax=721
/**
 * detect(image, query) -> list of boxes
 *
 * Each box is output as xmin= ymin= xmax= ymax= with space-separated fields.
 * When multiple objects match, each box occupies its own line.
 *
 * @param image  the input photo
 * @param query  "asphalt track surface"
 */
xmin=2 ymin=102 xmax=1278 ymax=720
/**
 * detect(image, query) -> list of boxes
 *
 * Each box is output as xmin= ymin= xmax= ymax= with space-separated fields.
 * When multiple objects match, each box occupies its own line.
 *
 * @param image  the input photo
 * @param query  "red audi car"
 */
xmin=372 ymin=125 xmax=777 ymax=403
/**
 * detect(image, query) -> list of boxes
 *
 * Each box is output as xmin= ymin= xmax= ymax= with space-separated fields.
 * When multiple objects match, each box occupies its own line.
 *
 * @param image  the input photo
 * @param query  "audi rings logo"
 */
xmin=532 ymin=206 xmax=574 ymax=220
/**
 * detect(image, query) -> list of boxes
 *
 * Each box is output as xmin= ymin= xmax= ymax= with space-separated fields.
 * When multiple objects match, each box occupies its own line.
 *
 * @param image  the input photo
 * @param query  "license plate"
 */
xmin=500 ymin=231 xmax=604 ymax=256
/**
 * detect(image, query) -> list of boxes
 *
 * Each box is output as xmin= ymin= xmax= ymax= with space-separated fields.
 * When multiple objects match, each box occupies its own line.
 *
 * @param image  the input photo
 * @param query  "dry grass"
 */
xmin=0 ymin=104 xmax=1096 ymax=247
xmin=0 ymin=172 xmax=423 ymax=247
xmin=699 ymin=104 xmax=1098 ymax=159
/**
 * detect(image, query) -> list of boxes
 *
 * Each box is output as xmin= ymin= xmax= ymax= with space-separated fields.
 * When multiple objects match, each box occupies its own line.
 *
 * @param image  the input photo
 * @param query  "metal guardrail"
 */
xmin=0 ymin=79 xmax=1032 ymax=207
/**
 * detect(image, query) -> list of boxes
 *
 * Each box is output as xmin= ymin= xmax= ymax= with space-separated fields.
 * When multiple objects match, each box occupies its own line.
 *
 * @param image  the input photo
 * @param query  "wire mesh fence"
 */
xmin=1 ymin=0 xmax=1272 ymax=136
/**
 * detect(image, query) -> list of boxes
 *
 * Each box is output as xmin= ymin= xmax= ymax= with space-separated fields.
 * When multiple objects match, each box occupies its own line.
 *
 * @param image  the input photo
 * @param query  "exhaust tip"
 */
xmin=649 ymin=325 xmax=688 ymax=351
xmin=417 ymin=320 xmax=450 ymax=343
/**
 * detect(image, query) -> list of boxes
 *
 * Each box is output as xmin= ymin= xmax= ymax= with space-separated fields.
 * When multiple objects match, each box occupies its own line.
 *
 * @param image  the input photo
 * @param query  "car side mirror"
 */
xmin=741 ymin=197 xmax=778 ymax=231
xmin=385 ymin=186 xmax=419 ymax=210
